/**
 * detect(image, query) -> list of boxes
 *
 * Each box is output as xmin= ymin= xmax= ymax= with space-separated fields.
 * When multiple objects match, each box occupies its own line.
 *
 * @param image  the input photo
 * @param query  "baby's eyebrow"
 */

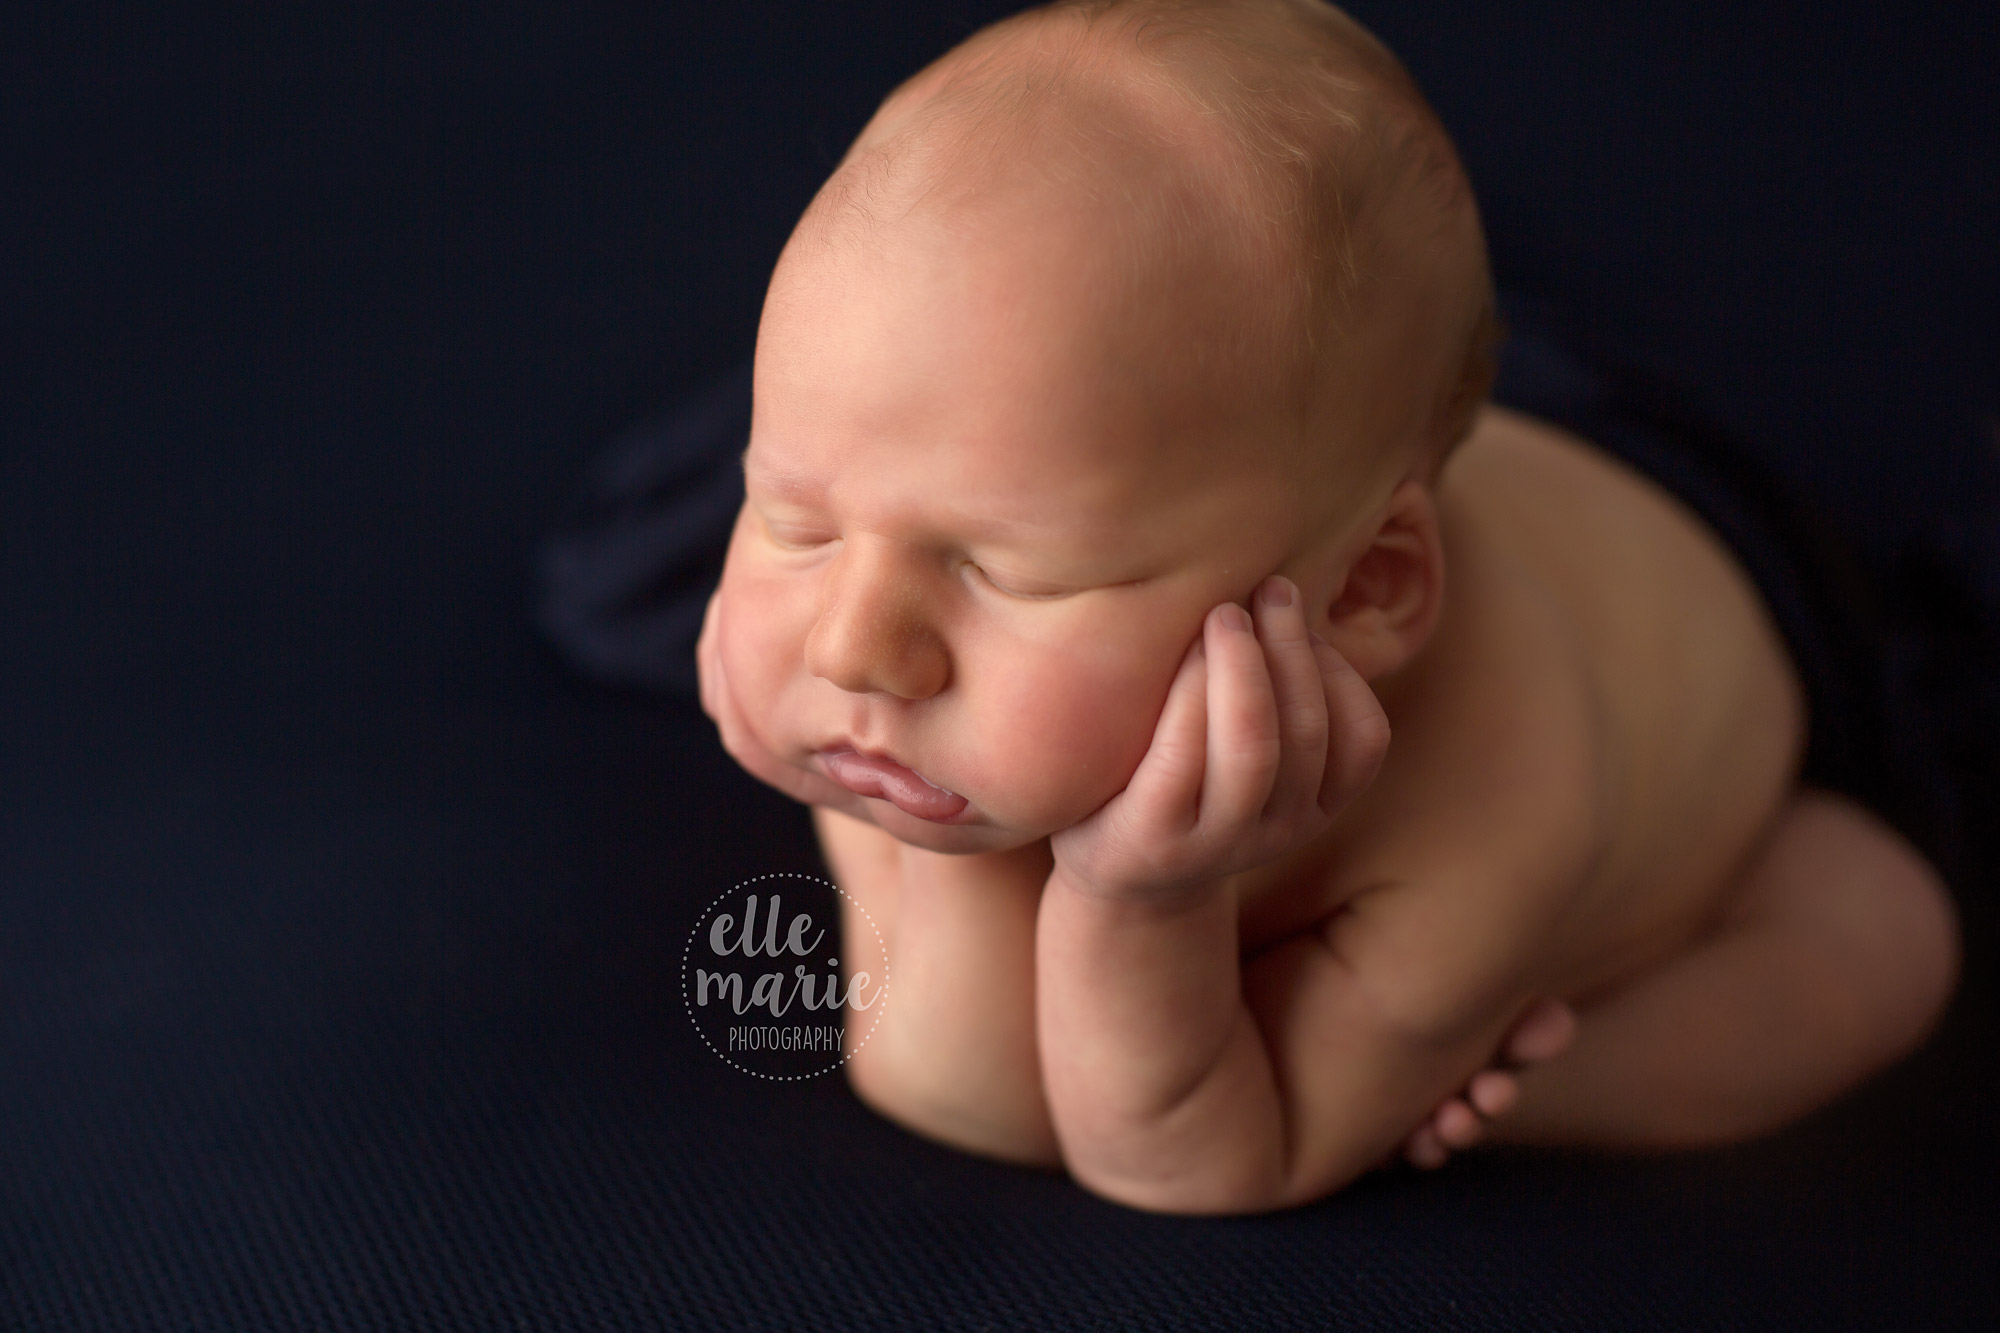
xmin=744 ymin=453 xmax=1039 ymax=535
xmin=740 ymin=447 xmax=1117 ymax=556
xmin=740 ymin=451 xmax=825 ymax=504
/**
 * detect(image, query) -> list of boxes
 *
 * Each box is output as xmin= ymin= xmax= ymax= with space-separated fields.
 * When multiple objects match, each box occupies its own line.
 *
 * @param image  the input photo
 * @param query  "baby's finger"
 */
xmin=1405 ymin=1125 xmax=1448 ymax=1170
xmin=1199 ymin=601 xmax=1282 ymax=834
xmin=1468 ymin=1070 xmax=1519 ymax=1118
xmin=1250 ymin=576 xmax=1330 ymax=828
xmin=1311 ymin=635 xmax=1390 ymax=816
xmin=1434 ymin=1099 xmax=1485 ymax=1150
xmin=1116 ymin=632 xmax=1210 ymax=833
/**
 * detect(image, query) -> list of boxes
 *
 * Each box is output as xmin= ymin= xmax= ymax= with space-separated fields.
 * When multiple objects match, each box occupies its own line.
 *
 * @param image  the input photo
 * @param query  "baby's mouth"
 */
xmin=818 ymin=748 xmax=969 ymax=822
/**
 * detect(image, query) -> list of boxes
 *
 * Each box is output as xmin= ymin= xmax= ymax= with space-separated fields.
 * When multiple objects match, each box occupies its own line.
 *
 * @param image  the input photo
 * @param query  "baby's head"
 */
xmin=712 ymin=0 xmax=1494 ymax=852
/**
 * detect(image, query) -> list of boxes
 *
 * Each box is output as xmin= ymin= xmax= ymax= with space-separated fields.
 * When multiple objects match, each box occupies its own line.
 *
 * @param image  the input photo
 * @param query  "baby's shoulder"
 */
xmin=1247 ymin=405 xmax=1806 ymax=1019
xmin=1347 ymin=482 xmax=1611 ymax=889
xmin=1241 ymin=459 xmax=1616 ymax=1009
xmin=1241 ymin=588 xmax=1607 ymax=1019
xmin=1242 ymin=763 xmax=1602 ymax=1042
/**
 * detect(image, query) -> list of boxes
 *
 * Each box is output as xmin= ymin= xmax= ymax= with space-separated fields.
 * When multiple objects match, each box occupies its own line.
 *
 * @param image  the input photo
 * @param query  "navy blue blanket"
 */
xmin=13 ymin=2 xmax=1996 ymax=1327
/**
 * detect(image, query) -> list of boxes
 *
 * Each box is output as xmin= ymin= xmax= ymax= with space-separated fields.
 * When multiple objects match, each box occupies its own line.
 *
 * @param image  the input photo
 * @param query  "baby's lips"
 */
xmin=819 ymin=748 xmax=970 ymax=822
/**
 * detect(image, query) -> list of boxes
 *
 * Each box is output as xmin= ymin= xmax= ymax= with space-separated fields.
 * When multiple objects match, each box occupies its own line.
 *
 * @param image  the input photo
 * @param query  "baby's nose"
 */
xmin=803 ymin=540 xmax=950 ymax=700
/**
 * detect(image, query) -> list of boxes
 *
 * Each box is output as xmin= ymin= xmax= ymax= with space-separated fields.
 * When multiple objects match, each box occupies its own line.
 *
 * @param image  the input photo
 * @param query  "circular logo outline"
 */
xmin=680 ymin=871 xmax=890 ymax=1081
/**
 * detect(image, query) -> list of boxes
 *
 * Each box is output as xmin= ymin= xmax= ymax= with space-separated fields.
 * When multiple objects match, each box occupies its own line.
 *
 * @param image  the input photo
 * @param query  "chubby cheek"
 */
xmin=713 ymin=548 xmax=816 ymax=752
xmin=963 ymin=634 xmax=1175 ymax=833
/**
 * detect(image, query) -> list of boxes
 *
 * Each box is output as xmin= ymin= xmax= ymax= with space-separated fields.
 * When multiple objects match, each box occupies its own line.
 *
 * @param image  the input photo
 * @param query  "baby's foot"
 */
xmin=1402 ymin=998 xmax=1576 ymax=1170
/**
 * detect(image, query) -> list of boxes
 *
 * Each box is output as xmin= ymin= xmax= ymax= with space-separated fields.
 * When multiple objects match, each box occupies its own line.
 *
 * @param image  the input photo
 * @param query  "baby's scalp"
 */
xmin=792 ymin=0 xmax=1498 ymax=521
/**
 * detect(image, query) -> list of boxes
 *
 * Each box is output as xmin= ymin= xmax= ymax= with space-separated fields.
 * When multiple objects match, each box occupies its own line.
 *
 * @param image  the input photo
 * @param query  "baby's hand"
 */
xmin=1050 ymin=576 xmax=1390 ymax=900
xmin=1399 ymin=998 xmax=1578 ymax=1170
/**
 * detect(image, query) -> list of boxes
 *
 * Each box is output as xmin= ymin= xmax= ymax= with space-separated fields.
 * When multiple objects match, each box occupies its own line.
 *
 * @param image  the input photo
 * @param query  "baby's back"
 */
xmin=1239 ymin=406 xmax=1807 ymax=1009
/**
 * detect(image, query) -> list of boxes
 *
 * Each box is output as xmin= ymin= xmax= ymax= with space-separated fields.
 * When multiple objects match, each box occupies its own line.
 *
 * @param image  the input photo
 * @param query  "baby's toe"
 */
xmin=1405 ymin=1126 xmax=1449 ymax=1170
xmin=1468 ymin=1069 xmax=1518 ymax=1117
xmin=1434 ymin=1099 xmax=1484 ymax=1149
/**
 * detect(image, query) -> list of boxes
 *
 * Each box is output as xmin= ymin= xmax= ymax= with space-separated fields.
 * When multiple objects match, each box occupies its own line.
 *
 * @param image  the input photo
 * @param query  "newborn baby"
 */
xmin=695 ymin=0 xmax=1960 ymax=1213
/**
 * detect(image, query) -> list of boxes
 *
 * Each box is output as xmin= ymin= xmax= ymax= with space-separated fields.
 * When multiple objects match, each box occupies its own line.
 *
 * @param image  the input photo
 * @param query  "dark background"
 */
xmin=4 ymin=2 xmax=1996 ymax=1328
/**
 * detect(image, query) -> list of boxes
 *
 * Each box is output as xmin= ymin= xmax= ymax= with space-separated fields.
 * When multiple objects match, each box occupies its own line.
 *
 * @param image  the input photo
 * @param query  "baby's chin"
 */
xmin=850 ymin=796 xmax=1057 ymax=857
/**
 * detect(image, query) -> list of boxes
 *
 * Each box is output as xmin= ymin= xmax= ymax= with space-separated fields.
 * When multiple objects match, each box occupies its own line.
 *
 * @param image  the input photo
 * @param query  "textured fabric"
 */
xmin=8 ymin=1 xmax=1996 ymax=1329
xmin=4 ymin=685 xmax=1995 ymax=1331
xmin=538 ymin=364 xmax=753 ymax=697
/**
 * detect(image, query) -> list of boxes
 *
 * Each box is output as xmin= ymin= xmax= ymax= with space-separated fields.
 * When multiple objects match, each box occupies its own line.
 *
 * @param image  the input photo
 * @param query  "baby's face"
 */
xmin=710 ymin=195 xmax=1332 ymax=853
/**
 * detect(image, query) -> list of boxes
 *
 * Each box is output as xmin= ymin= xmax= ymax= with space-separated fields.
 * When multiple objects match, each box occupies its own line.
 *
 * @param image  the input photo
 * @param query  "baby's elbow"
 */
xmin=1064 ymin=1134 xmax=1379 ymax=1216
xmin=1053 ymin=1097 xmax=1324 ymax=1216
xmin=1063 ymin=1152 xmax=1290 ymax=1217
xmin=844 ymin=1046 xmax=1064 ymax=1169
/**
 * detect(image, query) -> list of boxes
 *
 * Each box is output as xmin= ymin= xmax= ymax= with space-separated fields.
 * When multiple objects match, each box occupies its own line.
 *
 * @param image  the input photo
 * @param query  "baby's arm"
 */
xmin=819 ymin=800 xmax=1571 ymax=1179
xmin=816 ymin=805 xmax=1062 ymax=1165
xmin=1038 ymin=581 xmax=1545 ymax=1213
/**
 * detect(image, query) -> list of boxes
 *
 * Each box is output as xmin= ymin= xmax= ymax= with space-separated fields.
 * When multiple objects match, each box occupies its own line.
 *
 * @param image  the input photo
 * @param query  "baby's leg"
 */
xmin=1492 ymin=787 xmax=1960 ymax=1149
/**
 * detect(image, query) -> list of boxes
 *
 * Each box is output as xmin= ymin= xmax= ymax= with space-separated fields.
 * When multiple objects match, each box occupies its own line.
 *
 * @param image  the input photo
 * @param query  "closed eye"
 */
xmin=756 ymin=513 xmax=838 ymax=551
xmin=965 ymin=561 xmax=1080 ymax=601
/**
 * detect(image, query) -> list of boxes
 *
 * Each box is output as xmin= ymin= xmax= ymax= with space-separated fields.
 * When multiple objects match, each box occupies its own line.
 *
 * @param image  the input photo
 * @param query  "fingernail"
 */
xmin=1219 ymin=603 xmax=1252 ymax=633
xmin=1257 ymin=576 xmax=1293 ymax=608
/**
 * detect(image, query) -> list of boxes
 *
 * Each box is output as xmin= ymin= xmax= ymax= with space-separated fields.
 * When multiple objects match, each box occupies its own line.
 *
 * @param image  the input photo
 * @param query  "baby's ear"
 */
xmin=1317 ymin=481 xmax=1445 ymax=682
